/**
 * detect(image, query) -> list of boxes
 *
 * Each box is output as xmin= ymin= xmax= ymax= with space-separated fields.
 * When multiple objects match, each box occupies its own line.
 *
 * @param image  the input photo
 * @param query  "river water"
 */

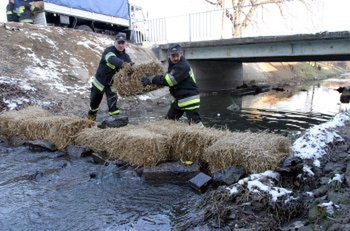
xmin=200 ymin=76 xmax=350 ymax=136
xmin=1 ymin=76 xmax=350 ymax=230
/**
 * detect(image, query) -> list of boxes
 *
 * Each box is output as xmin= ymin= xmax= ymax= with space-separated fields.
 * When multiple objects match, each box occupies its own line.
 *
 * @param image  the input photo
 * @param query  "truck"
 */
xmin=15 ymin=0 xmax=146 ymax=43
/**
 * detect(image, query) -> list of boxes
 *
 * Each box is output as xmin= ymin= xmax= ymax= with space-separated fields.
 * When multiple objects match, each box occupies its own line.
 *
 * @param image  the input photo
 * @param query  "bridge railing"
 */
xmin=132 ymin=1 xmax=328 ymax=45
xmin=132 ymin=9 xmax=233 ymax=44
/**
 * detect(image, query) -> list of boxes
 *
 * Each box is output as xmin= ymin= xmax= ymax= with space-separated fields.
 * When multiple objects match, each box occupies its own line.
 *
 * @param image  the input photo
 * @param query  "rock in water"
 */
xmin=98 ymin=116 xmax=129 ymax=129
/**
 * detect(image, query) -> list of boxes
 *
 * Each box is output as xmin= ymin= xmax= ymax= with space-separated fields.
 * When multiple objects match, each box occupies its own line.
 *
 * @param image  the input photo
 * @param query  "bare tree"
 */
xmin=204 ymin=0 xmax=311 ymax=37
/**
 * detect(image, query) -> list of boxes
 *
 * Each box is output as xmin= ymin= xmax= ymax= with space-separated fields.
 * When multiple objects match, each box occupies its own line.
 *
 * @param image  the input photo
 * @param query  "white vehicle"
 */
xmin=28 ymin=0 xmax=146 ymax=43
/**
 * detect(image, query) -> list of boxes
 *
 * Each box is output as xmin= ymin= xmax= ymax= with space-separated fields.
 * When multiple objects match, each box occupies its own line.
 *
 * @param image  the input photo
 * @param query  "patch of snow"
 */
xmin=305 ymin=191 xmax=314 ymax=197
xmin=318 ymin=201 xmax=340 ymax=215
xmin=0 ymin=76 xmax=36 ymax=92
xmin=3 ymin=98 xmax=30 ymax=110
xmin=270 ymin=187 xmax=292 ymax=202
xmin=27 ymin=52 xmax=44 ymax=66
xmin=25 ymin=60 xmax=68 ymax=94
xmin=228 ymin=186 xmax=238 ymax=195
xmin=247 ymin=180 xmax=269 ymax=192
xmin=28 ymin=32 xmax=57 ymax=49
xmin=94 ymin=35 xmax=114 ymax=47
xmin=284 ymin=196 xmax=299 ymax=204
xmin=17 ymin=45 xmax=33 ymax=51
xmin=77 ymin=40 xmax=104 ymax=54
xmin=303 ymin=165 xmax=315 ymax=176
xmin=138 ymin=95 xmax=151 ymax=101
xmin=328 ymin=174 xmax=343 ymax=184
xmin=293 ymin=112 xmax=350 ymax=167
xmin=230 ymin=170 xmax=292 ymax=202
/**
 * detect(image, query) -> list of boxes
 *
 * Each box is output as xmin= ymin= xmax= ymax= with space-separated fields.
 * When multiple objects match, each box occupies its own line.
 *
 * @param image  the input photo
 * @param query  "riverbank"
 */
xmin=175 ymin=112 xmax=350 ymax=230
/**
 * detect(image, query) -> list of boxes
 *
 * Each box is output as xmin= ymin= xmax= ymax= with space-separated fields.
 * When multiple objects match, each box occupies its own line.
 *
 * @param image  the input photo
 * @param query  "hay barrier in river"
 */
xmin=75 ymin=126 xmax=170 ymax=166
xmin=0 ymin=107 xmax=291 ymax=173
xmin=112 ymin=61 xmax=165 ymax=96
xmin=0 ymin=106 xmax=94 ymax=149
xmin=204 ymin=132 xmax=291 ymax=173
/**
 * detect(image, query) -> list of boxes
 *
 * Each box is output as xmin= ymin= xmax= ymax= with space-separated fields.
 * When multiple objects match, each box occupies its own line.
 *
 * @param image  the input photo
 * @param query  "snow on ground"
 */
xmin=293 ymin=111 xmax=350 ymax=174
xmin=26 ymin=32 xmax=58 ymax=50
xmin=328 ymin=173 xmax=343 ymax=184
xmin=227 ymin=110 xmax=350 ymax=203
xmin=3 ymin=98 xmax=30 ymax=110
xmin=23 ymin=48 xmax=90 ymax=95
xmin=228 ymin=170 xmax=293 ymax=202
xmin=318 ymin=201 xmax=341 ymax=215
xmin=0 ymin=76 xmax=36 ymax=92
xmin=77 ymin=35 xmax=114 ymax=54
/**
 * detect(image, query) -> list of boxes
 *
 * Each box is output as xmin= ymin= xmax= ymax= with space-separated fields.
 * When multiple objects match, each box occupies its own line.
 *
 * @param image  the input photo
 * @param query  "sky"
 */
xmin=1 ymin=0 xmax=349 ymax=38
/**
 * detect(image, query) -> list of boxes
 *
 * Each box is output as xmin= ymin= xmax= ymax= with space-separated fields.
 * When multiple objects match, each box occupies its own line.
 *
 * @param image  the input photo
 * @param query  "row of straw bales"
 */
xmin=112 ymin=61 xmax=164 ymax=96
xmin=75 ymin=120 xmax=291 ymax=173
xmin=0 ymin=107 xmax=291 ymax=173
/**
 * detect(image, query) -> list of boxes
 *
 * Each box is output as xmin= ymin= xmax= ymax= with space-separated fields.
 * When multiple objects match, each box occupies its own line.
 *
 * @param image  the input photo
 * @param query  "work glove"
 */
xmin=141 ymin=75 xmax=155 ymax=86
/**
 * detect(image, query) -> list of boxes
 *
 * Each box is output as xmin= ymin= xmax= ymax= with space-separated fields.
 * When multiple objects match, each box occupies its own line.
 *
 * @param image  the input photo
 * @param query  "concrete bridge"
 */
xmin=157 ymin=31 xmax=350 ymax=91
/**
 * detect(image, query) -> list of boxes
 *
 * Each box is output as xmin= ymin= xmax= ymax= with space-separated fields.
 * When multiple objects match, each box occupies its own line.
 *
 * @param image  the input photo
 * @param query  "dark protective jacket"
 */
xmin=92 ymin=45 xmax=132 ymax=91
xmin=18 ymin=0 xmax=34 ymax=23
xmin=152 ymin=56 xmax=200 ymax=110
xmin=6 ymin=3 xmax=19 ymax=22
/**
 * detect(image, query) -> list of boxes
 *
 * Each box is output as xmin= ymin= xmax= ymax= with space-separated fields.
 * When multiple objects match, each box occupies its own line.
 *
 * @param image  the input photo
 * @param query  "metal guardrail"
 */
xmin=132 ymin=9 xmax=232 ymax=44
xmin=132 ymin=1 xmax=328 ymax=45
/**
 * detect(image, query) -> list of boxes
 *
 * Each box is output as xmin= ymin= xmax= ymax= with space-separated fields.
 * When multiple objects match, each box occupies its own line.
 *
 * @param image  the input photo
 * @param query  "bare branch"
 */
xmin=204 ymin=0 xmax=312 ymax=37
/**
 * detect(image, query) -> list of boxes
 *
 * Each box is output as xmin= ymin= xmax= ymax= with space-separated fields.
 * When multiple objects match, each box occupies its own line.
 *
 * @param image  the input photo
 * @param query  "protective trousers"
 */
xmin=88 ymin=85 xmax=120 ymax=116
xmin=166 ymin=101 xmax=201 ymax=124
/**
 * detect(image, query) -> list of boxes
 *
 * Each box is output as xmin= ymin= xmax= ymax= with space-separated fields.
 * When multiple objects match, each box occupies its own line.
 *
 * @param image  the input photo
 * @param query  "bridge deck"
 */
xmin=158 ymin=31 xmax=350 ymax=62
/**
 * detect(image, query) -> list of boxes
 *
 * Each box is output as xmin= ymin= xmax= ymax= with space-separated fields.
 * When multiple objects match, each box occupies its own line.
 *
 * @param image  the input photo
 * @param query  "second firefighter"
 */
xmin=87 ymin=32 xmax=132 ymax=121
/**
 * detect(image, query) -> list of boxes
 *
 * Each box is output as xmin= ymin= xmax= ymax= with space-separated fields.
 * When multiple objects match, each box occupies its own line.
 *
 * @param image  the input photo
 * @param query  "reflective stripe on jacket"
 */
xmin=94 ymin=46 xmax=132 ymax=87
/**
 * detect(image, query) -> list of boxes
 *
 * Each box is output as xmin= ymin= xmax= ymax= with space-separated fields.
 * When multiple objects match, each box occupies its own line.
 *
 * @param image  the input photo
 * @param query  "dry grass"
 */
xmin=204 ymin=132 xmax=291 ymax=173
xmin=112 ymin=61 xmax=165 ymax=96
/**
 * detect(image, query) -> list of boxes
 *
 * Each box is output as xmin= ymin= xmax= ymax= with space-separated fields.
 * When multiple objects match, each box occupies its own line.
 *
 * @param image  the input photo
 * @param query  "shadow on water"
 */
xmin=0 ymin=145 xmax=197 ymax=231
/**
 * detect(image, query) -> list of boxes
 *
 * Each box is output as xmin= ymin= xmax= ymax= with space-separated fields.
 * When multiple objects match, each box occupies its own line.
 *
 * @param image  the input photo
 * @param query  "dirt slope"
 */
xmin=0 ymin=22 xmax=160 ymax=116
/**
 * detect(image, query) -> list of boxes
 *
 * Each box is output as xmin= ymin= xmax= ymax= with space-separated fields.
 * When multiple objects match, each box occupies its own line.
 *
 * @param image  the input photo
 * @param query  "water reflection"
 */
xmin=200 ymin=77 xmax=350 ymax=135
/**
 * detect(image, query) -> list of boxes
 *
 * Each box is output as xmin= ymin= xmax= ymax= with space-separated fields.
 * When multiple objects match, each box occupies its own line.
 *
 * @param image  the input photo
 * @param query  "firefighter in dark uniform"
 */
xmin=6 ymin=0 xmax=19 ymax=22
xmin=17 ymin=0 xmax=35 ymax=24
xmin=87 ymin=32 xmax=132 ymax=121
xmin=141 ymin=44 xmax=204 ymax=127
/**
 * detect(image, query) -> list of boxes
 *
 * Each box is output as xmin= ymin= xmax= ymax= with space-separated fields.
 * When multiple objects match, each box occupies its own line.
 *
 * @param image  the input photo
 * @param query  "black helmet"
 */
xmin=168 ymin=43 xmax=182 ymax=55
xmin=115 ymin=32 xmax=127 ymax=42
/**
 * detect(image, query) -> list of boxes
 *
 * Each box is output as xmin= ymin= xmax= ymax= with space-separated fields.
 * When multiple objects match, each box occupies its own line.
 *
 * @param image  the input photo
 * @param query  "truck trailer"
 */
xmin=15 ymin=0 xmax=146 ymax=43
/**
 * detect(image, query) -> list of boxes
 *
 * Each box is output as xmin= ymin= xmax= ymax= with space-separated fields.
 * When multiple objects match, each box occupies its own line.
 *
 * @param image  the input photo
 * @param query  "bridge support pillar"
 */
xmin=189 ymin=60 xmax=243 ymax=92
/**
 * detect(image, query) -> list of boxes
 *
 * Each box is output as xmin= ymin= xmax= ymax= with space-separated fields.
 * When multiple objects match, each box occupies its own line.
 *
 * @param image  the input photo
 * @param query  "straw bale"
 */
xmin=141 ymin=120 xmax=190 ymax=159
xmin=112 ymin=61 xmax=165 ymax=96
xmin=11 ymin=115 xmax=94 ymax=149
xmin=141 ymin=120 xmax=189 ymax=137
xmin=171 ymin=126 xmax=231 ymax=162
xmin=74 ymin=126 xmax=133 ymax=153
xmin=110 ymin=128 xmax=170 ymax=166
xmin=75 ymin=126 xmax=170 ymax=167
xmin=204 ymin=132 xmax=291 ymax=173
xmin=0 ymin=106 xmax=52 ymax=137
